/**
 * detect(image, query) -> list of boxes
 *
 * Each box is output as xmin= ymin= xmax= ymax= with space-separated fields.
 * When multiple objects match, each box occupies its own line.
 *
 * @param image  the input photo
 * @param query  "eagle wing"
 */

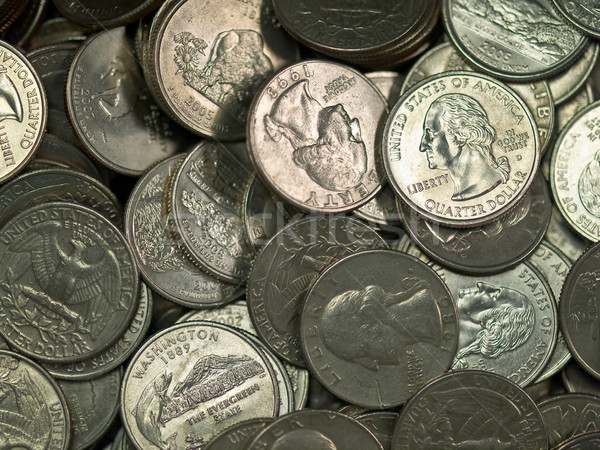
xmin=68 ymin=247 xmax=122 ymax=340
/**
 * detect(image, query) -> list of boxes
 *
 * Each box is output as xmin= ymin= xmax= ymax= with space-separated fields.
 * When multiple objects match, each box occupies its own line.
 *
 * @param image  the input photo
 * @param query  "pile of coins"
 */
xmin=2 ymin=0 xmax=600 ymax=448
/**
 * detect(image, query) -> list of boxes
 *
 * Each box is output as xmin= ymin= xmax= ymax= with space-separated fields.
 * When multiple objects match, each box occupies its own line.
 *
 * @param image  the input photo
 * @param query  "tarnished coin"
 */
xmin=0 ymin=168 xmax=122 ymax=229
xmin=552 ymin=0 xmax=600 ymax=38
xmin=43 ymin=282 xmax=151 ymax=380
xmin=443 ymin=0 xmax=589 ymax=80
xmin=28 ymin=43 xmax=77 ymax=111
xmin=242 ymin=175 xmax=294 ymax=254
xmin=545 ymin=207 xmax=590 ymax=262
xmin=384 ymin=71 xmax=540 ymax=227
xmin=0 ymin=349 xmax=70 ymax=449
xmin=529 ymin=241 xmax=572 ymax=382
xmin=247 ymin=409 xmax=383 ymax=450
xmin=0 ymin=0 xmax=47 ymax=48
xmin=47 ymin=108 xmax=86 ymax=148
xmin=547 ymin=42 xmax=599 ymax=105
xmin=391 ymin=370 xmax=548 ymax=449
xmin=58 ymin=367 xmax=121 ymax=450
xmin=401 ymin=173 xmax=551 ymax=274
xmin=560 ymin=243 xmax=600 ymax=380
xmin=434 ymin=262 xmax=557 ymax=387
xmin=0 ymin=202 xmax=139 ymax=362
xmin=53 ymin=0 xmax=163 ymax=28
xmin=178 ymin=300 xmax=310 ymax=410
xmin=204 ymin=418 xmax=271 ymax=450
xmin=563 ymin=360 xmax=600 ymax=397
xmin=170 ymin=140 xmax=253 ymax=284
xmin=248 ymin=60 xmax=388 ymax=214
xmin=27 ymin=17 xmax=90 ymax=50
xmin=121 ymin=321 xmax=280 ymax=449
xmin=401 ymin=41 xmax=555 ymax=155
xmin=126 ymin=154 xmax=239 ymax=307
xmin=112 ymin=428 xmax=135 ymax=450
xmin=66 ymin=27 xmax=190 ymax=176
xmin=554 ymin=431 xmax=600 ymax=449
xmin=357 ymin=411 xmax=400 ymax=450
xmin=0 ymin=39 xmax=47 ymax=183
xmin=539 ymin=393 xmax=600 ymax=447
xmin=247 ymin=216 xmax=387 ymax=366
xmin=550 ymin=101 xmax=600 ymax=242
xmin=301 ymin=249 xmax=458 ymax=408
xmin=148 ymin=0 xmax=299 ymax=139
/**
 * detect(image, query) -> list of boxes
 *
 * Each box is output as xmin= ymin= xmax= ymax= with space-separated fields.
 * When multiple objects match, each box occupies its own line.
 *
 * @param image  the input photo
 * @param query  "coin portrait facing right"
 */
xmin=384 ymin=72 xmax=539 ymax=227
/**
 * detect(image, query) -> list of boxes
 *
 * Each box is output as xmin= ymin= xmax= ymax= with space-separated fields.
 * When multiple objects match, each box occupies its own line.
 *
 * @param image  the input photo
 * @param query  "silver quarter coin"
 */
xmin=552 ymin=0 xmax=600 ymax=38
xmin=443 ymin=0 xmax=589 ymax=80
xmin=539 ymin=393 xmax=600 ymax=447
xmin=121 ymin=321 xmax=281 ymax=449
xmin=246 ymin=215 xmax=387 ymax=367
xmin=384 ymin=71 xmax=540 ymax=227
xmin=248 ymin=60 xmax=388 ymax=214
xmin=562 ymin=360 xmax=600 ymax=396
xmin=434 ymin=261 xmax=557 ymax=386
xmin=356 ymin=411 xmax=400 ymax=450
xmin=301 ymin=249 xmax=458 ymax=408
xmin=547 ymin=42 xmax=599 ymax=105
xmin=204 ymin=418 xmax=271 ymax=450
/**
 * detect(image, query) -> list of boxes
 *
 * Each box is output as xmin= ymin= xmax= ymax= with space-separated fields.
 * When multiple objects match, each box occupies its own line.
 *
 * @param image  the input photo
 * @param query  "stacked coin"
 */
xmin=0 ymin=0 xmax=600 ymax=448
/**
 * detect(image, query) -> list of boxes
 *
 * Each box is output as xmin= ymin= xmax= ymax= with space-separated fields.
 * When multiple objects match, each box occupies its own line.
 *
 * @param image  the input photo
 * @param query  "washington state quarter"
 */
xmin=0 ymin=202 xmax=139 ymax=362
xmin=121 ymin=321 xmax=280 ymax=449
xmin=384 ymin=71 xmax=539 ymax=227
xmin=301 ymin=249 xmax=458 ymax=408
xmin=248 ymin=60 xmax=388 ymax=214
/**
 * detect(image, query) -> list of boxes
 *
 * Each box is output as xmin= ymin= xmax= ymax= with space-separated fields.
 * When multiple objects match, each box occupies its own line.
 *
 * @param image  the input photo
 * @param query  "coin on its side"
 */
xmin=0 ymin=40 xmax=47 ymax=183
xmin=66 ymin=27 xmax=191 ymax=176
xmin=384 ymin=71 xmax=539 ymax=227
xmin=560 ymin=243 xmax=600 ymax=380
xmin=248 ymin=60 xmax=388 ymax=214
xmin=434 ymin=262 xmax=557 ymax=387
xmin=121 ymin=321 xmax=281 ymax=449
xmin=538 ymin=393 xmax=600 ymax=447
xmin=0 ymin=202 xmax=139 ymax=362
xmin=391 ymin=370 xmax=548 ymax=449
xmin=126 ymin=154 xmax=239 ymax=307
xmin=148 ymin=0 xmax=299 ymax=139
xmin=247 ymin=409 xmax=383 ymax=450
xmin=301 ymin=249 xmax=458 ymax=409
xmin=247 ymin=216 xmax=387 ymax=367
xmin=170 ymin=140 xmax=254 ymax=284
xmin=550 ymin=101 xmax=600 ymax=242
xmin=0 ymin=350 xmax=70 ymax=449
xmin=443 ymin=0 xmax=588 ymax=81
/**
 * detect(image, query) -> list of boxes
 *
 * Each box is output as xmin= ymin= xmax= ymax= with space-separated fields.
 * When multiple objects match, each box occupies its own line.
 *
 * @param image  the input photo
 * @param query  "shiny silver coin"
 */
xmin=177 ymin=300 xmax=310 ymax=410
xmin=366 ymin=71 xmax=404 ymax=107
xmin=401 ymin=41 xmax=555 ymax=155
xmin=43 ymin=281 xmax=152 ymax=380
xmin=560 ymin=243 xmax=600 ymax=380
xmin=58 ymin=367 xmax=121 ymax=450
xmin=0 ymin=168 xmax=122 ymax=229
xmin=66 ymin=27 xmax=190 ymax=176
xmin=148 ymin=0 xmax=299 ymax=139
xmin=433 ymin=262 xmax=557 ymax=387
xmin=443 ymin=0 xmax=589 ymax=80
xmin=557 ymin=84 xmax=595 ymax=132
xmin=204 ymin=418 xmax=271 ymax=450
xmin=248 ymin=60 xmax=388 ymax=214
xmin=126 ymin=154 xmax=239 ymax=307
xmin=169 ymin=140 xmax=254 ymax=284
xmin=539 ymin=393 xmax=600 ymax=447
xmin=353 ymin=184 xmax=402 ymax=228
xmin=552 ymin=0 xmax=600 ymax=38
xmin=121 ymin=321 xmax=281 ymax=449
xmin=246 ymin=215 xmax=387 ymax=367
xmin=384 ymin=71 xmax=540 ymax=227
xmin=0 ymin=349 xmax=70 ymax=449
xmin=391 ymin=370 xmax=548 ymax=449
xmin=0 ymin=202 xmax=139 ymax=362
xmin=301 ymin=249 xmax=458 ymax=408
xmin=247 ymin=409 xmax=383 ymax=450
xmin=529 ymin=241 xmax=572 ymax=382
xmin=400 ymin=174 xmax=551 ymax=274
xmin=0 ymin=39 xmax=47 ymax=183
xmin=550 ymin=100 xmax=600 ymax=242
xmin=547 ymin=42 xmax=599 ymax=105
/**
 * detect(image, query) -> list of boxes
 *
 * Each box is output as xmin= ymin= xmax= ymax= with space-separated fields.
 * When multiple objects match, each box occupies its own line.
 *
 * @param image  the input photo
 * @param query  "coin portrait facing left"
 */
xmin=0 ymin=40 xmax=47 ymax=184
xmin=384 ymin=71 xmax=539 ymax=227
